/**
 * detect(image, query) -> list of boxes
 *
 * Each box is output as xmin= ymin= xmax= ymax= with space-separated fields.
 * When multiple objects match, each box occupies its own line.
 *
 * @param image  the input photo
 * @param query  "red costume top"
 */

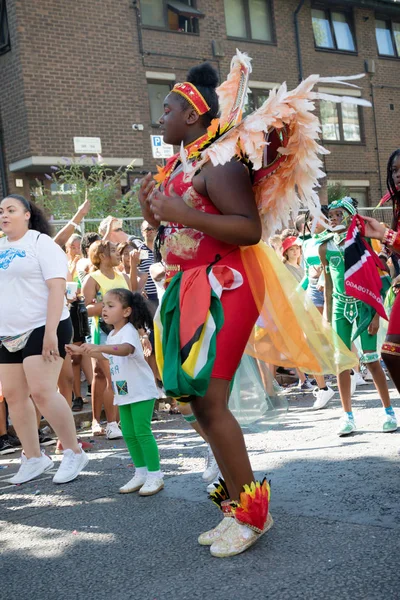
xmin=158 ymin=158 xmax=260 ymax=381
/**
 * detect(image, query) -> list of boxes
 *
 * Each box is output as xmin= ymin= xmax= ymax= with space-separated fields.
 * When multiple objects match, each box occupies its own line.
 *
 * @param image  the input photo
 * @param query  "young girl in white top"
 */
xmin=66 ymin=288 xmax=163 ymax=496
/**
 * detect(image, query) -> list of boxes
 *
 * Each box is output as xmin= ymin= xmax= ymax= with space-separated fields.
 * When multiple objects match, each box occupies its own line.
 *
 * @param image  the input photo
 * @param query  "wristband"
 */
xmin=141 ymin=335 xmax=149 ymax=340
xmin=69 ymin=220 xmax=81 ymax=230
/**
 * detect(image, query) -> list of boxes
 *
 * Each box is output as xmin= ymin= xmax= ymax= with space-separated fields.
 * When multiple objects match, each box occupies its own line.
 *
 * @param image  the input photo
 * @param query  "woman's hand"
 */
xmin=368 ymin=313 xmax=380 ymax=336
xmin=139 ymin=173 xmax=159 ymax=227
xmin=360 ymin=216 xmax=387 ymax=241
xmin=130 ymin=249 xmax=141 ymax=267
xmin=150 ymin=187 xmax=190 ymax=224
xmin=42 ymin=331 xmax=59 ymax=362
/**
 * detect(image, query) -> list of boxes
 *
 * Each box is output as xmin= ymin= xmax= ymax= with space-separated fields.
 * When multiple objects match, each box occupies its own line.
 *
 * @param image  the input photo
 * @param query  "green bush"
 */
xmin=36 ymin=156 xmax=142 ymax=220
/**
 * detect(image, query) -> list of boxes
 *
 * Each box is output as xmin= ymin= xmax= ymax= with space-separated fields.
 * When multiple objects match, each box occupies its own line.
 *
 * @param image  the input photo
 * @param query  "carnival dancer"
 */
xmin=140 ymin=52 xmax=364 ymax=556
xmin=358 ymin=149 xmax=400 ymax=394
xmin=319 ymin=197 xmax=397 ymax=436
xmin=140 ymin=62 xmax=273 ymax=558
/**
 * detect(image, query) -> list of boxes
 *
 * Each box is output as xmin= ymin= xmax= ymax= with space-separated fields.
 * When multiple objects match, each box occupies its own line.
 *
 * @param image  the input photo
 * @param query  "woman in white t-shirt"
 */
xmin=66 ymin=288 xmax=163 ymax=496
xmin=0 ymin=194 xmax=89 ymax=485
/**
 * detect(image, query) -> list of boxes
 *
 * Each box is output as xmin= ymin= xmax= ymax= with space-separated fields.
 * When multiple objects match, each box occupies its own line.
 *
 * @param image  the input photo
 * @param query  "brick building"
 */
xmin=1 ymin=0 xmax=400 ymax=208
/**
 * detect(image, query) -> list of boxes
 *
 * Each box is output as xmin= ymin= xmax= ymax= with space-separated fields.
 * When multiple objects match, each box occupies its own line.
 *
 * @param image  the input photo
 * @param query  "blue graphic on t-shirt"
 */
xmin=0 ymin=248 xmax=26 ymax=269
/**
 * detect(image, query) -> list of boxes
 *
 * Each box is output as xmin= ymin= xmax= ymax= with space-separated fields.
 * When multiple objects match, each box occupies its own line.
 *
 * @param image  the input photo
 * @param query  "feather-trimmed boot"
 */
xmin=210 ymin=478 xmax=273 ymax=558
xmin=198 ymin=478 xmax=234 ymax=545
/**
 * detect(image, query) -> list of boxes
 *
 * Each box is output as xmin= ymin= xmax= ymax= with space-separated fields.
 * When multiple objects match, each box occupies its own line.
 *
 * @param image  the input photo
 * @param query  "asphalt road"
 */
xmin=1 ymin=381 xmax=400 ymax=600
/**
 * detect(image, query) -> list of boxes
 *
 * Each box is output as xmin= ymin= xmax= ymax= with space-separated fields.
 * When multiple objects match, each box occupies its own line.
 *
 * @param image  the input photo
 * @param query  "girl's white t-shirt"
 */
xmin=104 ymin=323 xmax=158 ymax=406
xmin=0 ymin=230 xmax=69 ymax=336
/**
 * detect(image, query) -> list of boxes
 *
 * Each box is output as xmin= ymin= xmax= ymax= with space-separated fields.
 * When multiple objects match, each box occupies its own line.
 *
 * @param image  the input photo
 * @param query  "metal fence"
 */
xmin=50 ymin=216 xmax=144 ymax=237
xmin=358 ymin=206 xmax=393 ymax=226
xmin=49 ymin=207 xmax=394 ymax=239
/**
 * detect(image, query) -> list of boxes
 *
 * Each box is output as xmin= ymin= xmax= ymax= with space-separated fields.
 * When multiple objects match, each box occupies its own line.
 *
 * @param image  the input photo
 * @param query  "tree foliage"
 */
xmin=35 ymin=156 xmax=141 ymax=220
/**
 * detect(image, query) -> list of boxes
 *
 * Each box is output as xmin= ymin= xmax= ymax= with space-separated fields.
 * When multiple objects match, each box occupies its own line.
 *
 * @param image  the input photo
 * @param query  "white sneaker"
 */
xmin=106 ymin=422 xmax=123 ymax=440
xmin=138 ymin=475 xmax=164 ymax=496
xmin=350 ymin=372 xmax=357 ymax=397
xmin=337 ymin=416 xmax=357 ymax=437
xmin=53 ymin=446 xmax=89 ymax=484
xmin=198 ymin=517 xmax=234 ymax=545
xmin=202 ymin=445 xmax=219 ymax=482
xmin=8 ymin=451 xmax=54 ymax=485
xmin=119 ymin=472 xmax=147 ymax=494
xmin=353 ymin=371 xmax=368 ymax=386
xmin=207 ymin=478 xmax=221 ymax=494
xmin=312 ymin=386 xmax=335 ymax=410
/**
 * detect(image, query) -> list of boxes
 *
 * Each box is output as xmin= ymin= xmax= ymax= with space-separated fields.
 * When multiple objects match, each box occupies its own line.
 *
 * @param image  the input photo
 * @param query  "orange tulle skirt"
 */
xmin=242 ymin=242 xmax=357 ymax=374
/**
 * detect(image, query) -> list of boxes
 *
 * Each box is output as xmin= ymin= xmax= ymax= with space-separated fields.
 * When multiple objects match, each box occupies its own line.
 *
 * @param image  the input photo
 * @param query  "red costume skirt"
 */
xmin=388 ymin=292 xmax=400 ymax=336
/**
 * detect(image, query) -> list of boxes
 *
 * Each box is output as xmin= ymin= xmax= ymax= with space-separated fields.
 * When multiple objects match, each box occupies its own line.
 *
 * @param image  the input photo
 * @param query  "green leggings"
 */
xmin=119 ymin=399 xmax=160 ymax=472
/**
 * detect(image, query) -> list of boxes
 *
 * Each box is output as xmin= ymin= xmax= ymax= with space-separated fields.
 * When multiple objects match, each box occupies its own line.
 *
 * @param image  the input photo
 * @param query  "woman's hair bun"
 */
xmin=187 ymin=62 xmax=218 ymax=89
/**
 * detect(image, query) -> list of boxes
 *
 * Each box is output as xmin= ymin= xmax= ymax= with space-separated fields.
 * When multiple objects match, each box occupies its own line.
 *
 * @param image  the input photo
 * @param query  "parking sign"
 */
xmin=151 ymin=135 xmax=174 ymax=159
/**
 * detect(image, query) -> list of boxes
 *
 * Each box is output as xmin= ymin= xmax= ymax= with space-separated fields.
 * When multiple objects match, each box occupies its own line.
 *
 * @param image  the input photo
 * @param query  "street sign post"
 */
xmin=150 ymin=135 xmax=174 ymax=160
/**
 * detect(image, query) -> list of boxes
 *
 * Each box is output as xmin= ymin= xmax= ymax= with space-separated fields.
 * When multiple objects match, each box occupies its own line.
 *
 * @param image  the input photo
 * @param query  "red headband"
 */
xmin=172 ymin=82 xmax=210 ymax=115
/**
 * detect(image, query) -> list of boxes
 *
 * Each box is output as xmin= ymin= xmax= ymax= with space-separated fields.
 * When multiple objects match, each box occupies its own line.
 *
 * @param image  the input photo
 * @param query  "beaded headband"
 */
xmin=172 ymin=82 xmax=210 ymax=115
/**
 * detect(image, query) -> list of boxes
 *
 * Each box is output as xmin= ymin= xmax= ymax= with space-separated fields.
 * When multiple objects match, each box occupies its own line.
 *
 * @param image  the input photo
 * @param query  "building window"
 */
xmin=320 ymin=100 xmax=362 ymax=143
xmin=148 ymin=81 xmax=173 ymax=125
xmin=141 ymin=0 xmax=203 ymax=34
xmin=375 ymin=19 xmax=400 ymax=57
xmin=311 ymin=8 xmax=356 ymax=52
xmin=0 ymin=0 xmax=10 ymax=55
xmin=348 ymin=187 xmax=369 ymax=208
xmin=243 ymin=89 xmax=270 ymax=116
xmin=224 ymin=0 xmax=273 ymax=42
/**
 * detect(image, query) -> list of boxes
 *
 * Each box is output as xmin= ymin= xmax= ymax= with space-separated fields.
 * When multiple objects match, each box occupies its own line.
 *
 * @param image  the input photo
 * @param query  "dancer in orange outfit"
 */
xmin=140 ymin=63 xmax=271 ymax=558
xmin=140 ymin=52 xmax=363 ymax=557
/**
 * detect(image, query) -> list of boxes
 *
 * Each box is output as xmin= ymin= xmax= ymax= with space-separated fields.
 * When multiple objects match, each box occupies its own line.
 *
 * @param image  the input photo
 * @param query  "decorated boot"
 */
xmin=210 ymin=478 xmax=273 ymax=558
xmin=198 ymin=478 xmax=234 ymax=545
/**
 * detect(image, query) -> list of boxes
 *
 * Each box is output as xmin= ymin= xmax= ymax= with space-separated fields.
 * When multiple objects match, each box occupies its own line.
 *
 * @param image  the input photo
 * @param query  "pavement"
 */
xmin=1 ymin=380 xmax=400 ymax=600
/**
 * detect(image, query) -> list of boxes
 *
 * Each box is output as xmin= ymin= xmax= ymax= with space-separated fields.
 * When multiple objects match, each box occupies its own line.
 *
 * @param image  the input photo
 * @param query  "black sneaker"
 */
xmin=87 ymin=384 xmax=92 ymax=396
xmin=38 ymin=429 xmax=56 ymax=446
xmin=72 ymin=396 xmax=84 ymax=412
xmin=6 ymin=433 xmax=21 ymax=447
xmin=0 ymin=434 xmax=16 ymax=455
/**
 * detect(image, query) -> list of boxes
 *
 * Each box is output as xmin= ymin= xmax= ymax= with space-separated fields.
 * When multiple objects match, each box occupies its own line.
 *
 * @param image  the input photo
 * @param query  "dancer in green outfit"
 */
xmin=319 ymin=198 xmax=397 ymax=436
